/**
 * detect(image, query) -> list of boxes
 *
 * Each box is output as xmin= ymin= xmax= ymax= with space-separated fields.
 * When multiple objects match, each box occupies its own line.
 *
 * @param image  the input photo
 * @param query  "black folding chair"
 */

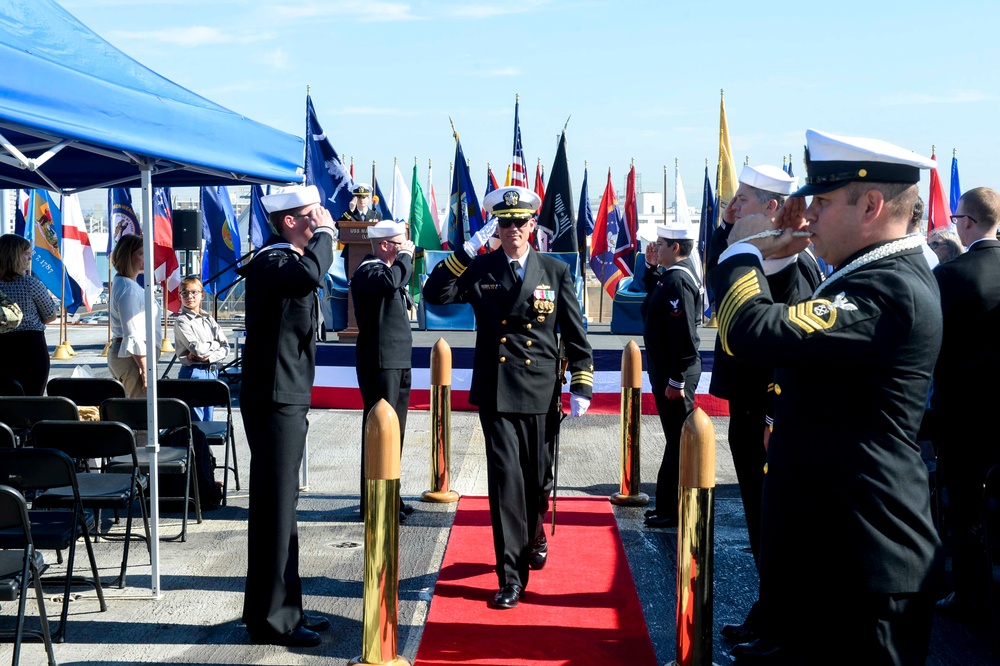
xmin=0 ymin=396 xmax=78 ymax=446
xmin=46 ymin=376 xmax=126 ymax=408
xmin=100 ymin=398 xmax=202 ymax=542
xmin=32 ymin=420 xmax=152 ymax=589
xmin=0 ymin=484 xmax=56 ymax=666
xmin=158 ymin=378 xmax=239 ymax=504
xmin=0 ymin=422 xmax=16 ymax=449
xmin=0 ymin=448 xmax=107 ymax=643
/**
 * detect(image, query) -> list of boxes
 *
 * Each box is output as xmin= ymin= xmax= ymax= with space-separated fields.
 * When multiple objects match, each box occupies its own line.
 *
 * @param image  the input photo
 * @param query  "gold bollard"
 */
xmin=610 ymin=340 xmax=649 ymax=506
xmin=51 ymin=342 xmax=72 ymax=360
xmin=421 ymin=338 xmax=459 ymax=503
xmin=350 ymin=400 xmax=411 ymax=666
xmin=673 ymin=408 xmax=718 ymax=666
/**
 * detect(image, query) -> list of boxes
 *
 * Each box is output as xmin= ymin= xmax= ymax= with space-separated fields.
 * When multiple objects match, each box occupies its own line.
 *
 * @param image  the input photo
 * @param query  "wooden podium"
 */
xmin=336 ymin=219 xmax=377 ymax=340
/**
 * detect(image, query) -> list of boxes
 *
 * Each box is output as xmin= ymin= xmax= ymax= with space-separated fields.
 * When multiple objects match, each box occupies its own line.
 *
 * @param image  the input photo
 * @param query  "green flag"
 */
xmin=409 ymin=163 xmax=441 ymax=251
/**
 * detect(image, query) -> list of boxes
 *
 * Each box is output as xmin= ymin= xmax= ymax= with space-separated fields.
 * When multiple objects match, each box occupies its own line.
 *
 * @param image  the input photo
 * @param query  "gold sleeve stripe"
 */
xmin=443 ymin=253 xmax=466 ymax=277
xmin=787 ymin=300 xmax=836 ymax=334
xmin=571 ymin=371 xmax=595 ymax=386
xmin=718 ymin=270 xmax=761 ymax=356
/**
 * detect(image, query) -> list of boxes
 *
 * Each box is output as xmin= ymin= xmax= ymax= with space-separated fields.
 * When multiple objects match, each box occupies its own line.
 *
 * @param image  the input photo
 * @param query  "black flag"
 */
xmin=535 ymin=131 xmax=577 ymax=253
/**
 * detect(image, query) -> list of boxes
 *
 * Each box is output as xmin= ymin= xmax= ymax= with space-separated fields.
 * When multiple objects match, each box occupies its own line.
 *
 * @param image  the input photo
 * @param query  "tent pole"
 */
xmin=141 ymin=164 xmax=162 ymax=598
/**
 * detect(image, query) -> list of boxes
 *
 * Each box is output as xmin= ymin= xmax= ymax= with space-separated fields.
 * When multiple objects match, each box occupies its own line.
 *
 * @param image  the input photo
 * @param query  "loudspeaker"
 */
xmin=172 ymin=209 xmax=202 ymax=250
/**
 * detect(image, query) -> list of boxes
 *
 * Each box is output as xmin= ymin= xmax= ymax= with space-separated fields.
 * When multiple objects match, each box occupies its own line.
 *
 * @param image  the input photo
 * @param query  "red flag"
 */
xmin=927 ymin=151 xmax=951 ymax=237
xmin=152 ymin=187 xmax=182 ymax=313
xmin=622 ymin=163 xmax=639 ymax=270
xmin=590 ymin=168 xmax=629 ymax=296
xmin=533 ymin=161 xmax=545 ymax=214
xmin=510 ymin=97 xmax=529 ymax=188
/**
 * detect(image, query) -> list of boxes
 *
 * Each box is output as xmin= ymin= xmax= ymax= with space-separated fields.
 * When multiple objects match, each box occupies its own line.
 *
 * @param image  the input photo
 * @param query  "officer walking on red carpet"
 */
xmin=423 ymin=186 xmax=594 ymax=609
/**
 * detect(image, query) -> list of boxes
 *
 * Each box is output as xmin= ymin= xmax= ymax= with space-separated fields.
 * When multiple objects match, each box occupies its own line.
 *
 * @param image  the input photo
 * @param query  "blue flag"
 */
xmin=305 ymin=95 xmax=355 ymax=220
xmin=698 ymin=165 xmax=717 ymax=316
xmin=29 ymin=191 xmax=84 ymax=314
xmin=107 ymin=187 xmax=140 ymax=254
xmin=373 ymin=177 xmax=392 ymax=221
xmin=446 ymin=138 xmax=485 ymax=248
xmin=950 ymin=153 xmax=961 ymax=214
xmin=576 ymin=165 xmax=595 ymax=277
xmin=200 ymin=186 xmax=243 ymax=296
xmin=249 ymin=184 xmax=271 ymax=248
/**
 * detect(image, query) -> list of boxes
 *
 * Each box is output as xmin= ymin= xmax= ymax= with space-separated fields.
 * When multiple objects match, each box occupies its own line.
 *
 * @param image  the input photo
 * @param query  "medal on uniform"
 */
xmin=533 ymin=285 xmax=555 ymax=314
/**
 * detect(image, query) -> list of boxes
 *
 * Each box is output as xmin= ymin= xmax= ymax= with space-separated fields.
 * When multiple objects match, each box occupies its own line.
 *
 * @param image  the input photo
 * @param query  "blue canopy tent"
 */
xmin=0 ymin=0 xmax=305 ymax=596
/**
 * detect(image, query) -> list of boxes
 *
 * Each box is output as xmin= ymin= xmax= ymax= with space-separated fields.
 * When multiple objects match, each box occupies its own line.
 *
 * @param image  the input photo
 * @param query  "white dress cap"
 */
xmin=483 ymin=186 xmax=541 ymax=217
xmin=261 ymin=185 xmax=321 ymax=214
xmin=368 ymin=219 xmax=406 ymax=239
xmin=657 ymin=222 xmax=698 ymax=240
xmin=739 ymin=164 xmax=798 ymax=196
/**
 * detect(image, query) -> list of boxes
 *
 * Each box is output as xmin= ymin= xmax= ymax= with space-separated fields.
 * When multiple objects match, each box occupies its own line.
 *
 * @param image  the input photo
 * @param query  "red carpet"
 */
xmin=414 ymin=497 xmax=658 ymax=666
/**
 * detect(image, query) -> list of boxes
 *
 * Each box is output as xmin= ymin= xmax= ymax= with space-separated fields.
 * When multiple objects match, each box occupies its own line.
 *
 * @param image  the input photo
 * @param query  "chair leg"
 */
xmin=79 ymin=518 xmax=107 ymax=613
xmin=13 ymin=552 xmax=30 ymax=666
xmin=221 ymin=432 xmax=231 ymax=506
xmin=229 ymin=420 xmax=240 ymax=491
xmin=30 ymin=557 xmax=57 ymax=666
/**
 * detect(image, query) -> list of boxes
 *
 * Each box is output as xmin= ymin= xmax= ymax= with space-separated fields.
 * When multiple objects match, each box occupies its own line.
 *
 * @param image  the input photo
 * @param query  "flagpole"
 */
xmin=52 ymin=257 xmax=71 ymax=360
xmin=663 ymin=165 xmax=668 ymax=224
xmin=161 ymin=282 xmax=174 ymax=353
xmin=101 ymin=260 xmax=111 ymax=357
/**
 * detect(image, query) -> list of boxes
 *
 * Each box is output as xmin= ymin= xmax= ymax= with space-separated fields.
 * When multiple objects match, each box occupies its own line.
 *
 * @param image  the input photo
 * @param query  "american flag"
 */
xmin=510 ymin=98 xmax=529 ymax=188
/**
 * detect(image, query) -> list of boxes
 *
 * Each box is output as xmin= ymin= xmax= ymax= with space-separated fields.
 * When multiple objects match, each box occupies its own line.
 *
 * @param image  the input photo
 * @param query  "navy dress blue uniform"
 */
xmin=237 ymin=227 xmax=334 ymax=639
xmin=932 ymin=235 xmax=1000 ymax=610
xmin=641 ymin=255 xmax=701 ymax=521
xmin=423 ymin=244 xmax=593 ymax=592
xmin=351 ymin=248 xmax=414 ymax=513
xmin=712 ymin=239 xmax=943 ymax=661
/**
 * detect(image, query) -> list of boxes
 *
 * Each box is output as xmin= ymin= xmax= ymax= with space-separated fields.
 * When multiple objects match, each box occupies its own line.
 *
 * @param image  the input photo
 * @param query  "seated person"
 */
xmin=173 ymin=276 xmax=229 ymax=421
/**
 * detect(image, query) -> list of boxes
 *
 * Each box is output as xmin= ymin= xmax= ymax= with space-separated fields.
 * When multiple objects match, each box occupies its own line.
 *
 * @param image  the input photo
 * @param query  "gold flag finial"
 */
xmin=448 ymin=116 xmax=458 ymax=140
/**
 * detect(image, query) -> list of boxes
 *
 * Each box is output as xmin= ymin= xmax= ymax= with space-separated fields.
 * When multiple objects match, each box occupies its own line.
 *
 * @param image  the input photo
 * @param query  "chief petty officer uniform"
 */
xmin=351 ymin=220 xmax=414 ymax=516
xmin=237 ymin=187 xmax=334 ymax=643
xmin=423 ymin=186 xmax=593 ymax=607
xmin=640 ymin=223 xmax=702 ymax=526
xmin=713 ymin=130 xmax=942 ymax=663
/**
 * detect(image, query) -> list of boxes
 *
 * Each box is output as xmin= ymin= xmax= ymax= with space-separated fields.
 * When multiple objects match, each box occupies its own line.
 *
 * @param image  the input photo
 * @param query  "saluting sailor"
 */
xmin=339 ymin=183 xmax=380 ymax=222
xmin=422 ymin=186 xmax=594 ymax=610
xmin=713 ymin=130 xmax=942 ymax=665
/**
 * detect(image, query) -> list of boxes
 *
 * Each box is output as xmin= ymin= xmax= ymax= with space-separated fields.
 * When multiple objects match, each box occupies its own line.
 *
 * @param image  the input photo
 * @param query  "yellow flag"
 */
xmin=717 ymin=90 xmax=738 ymax=207
xmin=504 ymin=165 xmax=512 ymax=187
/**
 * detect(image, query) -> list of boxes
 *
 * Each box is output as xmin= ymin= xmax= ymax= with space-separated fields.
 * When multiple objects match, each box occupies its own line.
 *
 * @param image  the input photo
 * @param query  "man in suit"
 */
xmin=351 ymin=219 xmax=416 ymax=521
xmin=640 ymin=222 xmax=702 ymax=529
xmin=714 ymin=130 xmax=942 ymax=664
xmin=237 ymin=185 xmax=334 ymax=648
xmin=423 ymin=186 xmax=594 ymax=609
xmin=932 ymin=186 xmax=1000 ymax=620
xmin=708 ymin=165 xmax=823 ymax=646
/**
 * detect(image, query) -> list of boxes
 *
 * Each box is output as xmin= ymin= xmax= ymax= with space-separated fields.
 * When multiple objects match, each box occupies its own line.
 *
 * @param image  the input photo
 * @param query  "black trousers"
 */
xmin=480 ymin=409 xmax=548 ymax=589
xmin=726 ymin=393 xmax=768 ymax=565
xmin=357 ymin=367 xmax=411 ymax=512
xmin=651 ymin=372 xmax=698 ymax=521
xmin=240 ymin=399 xmax=309 ymax=636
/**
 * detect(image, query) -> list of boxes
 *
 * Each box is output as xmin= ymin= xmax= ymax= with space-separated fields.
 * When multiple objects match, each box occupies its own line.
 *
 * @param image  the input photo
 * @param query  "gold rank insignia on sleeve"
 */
xmin=719 ymin=269 xmax=761 ymax=356
xmin=571 ymin=370 xmax=594 ymax=387
xmin=787 ymin=299 xmax=837 ymax=333
xmin=443 ymin=253 xmax=467 ymax=277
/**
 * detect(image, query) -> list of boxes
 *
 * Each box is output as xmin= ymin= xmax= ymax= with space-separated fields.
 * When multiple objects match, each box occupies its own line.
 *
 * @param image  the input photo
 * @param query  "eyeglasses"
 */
xmin=292 ymin=207 xmax=320 ymax=220
xmin=180 ymin=290 xmax=203 ymax=297
xmin=384 ymin=240 xmax=403 ymax=247
xmin=928 ymin=241 xmax=941 ymax=250
xmin=950 ymin=214 xmax=978 ymax=225
xmin=497 ymin=217 xmax=532 ymax=229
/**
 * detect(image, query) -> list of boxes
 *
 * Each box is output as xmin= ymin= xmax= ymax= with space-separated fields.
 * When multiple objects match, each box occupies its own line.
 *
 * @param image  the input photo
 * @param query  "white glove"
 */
xmin=570 ymin=394 xmax=591 ymax=418
xmin=463 ymin=218 xmax=499 ymax=255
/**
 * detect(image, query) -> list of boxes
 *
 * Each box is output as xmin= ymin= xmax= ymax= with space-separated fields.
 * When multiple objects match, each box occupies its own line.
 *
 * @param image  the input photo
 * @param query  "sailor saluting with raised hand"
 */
xmin=712 ymin=129 xmax=943 ymax=665
xmin=422 ymin=185 xmax=594 ymax=610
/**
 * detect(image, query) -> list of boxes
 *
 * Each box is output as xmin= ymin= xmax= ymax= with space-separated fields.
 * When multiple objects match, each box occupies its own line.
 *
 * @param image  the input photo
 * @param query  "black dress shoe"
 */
xmin=400 ymin=502 xmax=415 ymax=516
xmin=528 ymin=534 xmax=548 ymax=570
xmin=300 ymin=612 xmax=330 ymax=632
xmin=399 ymin=511 xmax=408 ymax=523
xmin=643 ymin=508 xmax=658 ymax=518
xmin=249 ymin=626 xmax=322 ymax=647
xmin=721 ymin=622 xmax=757 ymax=644
xmin=491 ymin=584 xmax=523 ymax=609
xmin=644 ymin=515 xmax=678 ymax=528
xmin=730 ymin=638 xmax=787 ymax=663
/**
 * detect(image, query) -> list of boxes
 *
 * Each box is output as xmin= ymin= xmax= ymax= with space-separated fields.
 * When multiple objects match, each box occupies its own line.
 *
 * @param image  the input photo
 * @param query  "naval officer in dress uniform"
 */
xmin=237 ymin=185 xmax=334 ymax=648
xmin=422 ymin=186 xmax=594 ymax=609
xmin=640 ymin=222 xmax=702 ymax=529
xmin=339 ymin=183 xmax=380 ymax=222
xmin=351 ymin=219 xmax=416 ymax=521
xmin=714 ymin=130 xmax=942 ymax=665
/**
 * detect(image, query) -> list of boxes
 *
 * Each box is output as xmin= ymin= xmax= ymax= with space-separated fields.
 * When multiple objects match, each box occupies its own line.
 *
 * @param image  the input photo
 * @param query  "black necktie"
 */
xmin=509 ymin=260 xmax=521 ymax=287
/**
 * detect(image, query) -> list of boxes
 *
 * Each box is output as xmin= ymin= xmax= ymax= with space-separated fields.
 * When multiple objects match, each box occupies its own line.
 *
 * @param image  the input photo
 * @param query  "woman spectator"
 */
xmin=928 ymin=229 xmax=965 ymax=264
xmin=0 ymin=234 xmax=58 ymax=395
xmin=108 ymin=234 xmax=160 ymax=397
xmin=173 ymin=275 xmax=229 ymax=420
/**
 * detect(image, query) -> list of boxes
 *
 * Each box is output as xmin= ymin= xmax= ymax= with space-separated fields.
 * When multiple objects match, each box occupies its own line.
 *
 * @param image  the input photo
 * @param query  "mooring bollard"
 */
xmin=350 ymin=400 xmax=410 ymax=666
xmin=673 ymin=407 xmax=717 ymax=666
xmin=610 ymin=340 xmax=649 ymax=506
xmin=421 ymin=338 xmax=459 ymax=503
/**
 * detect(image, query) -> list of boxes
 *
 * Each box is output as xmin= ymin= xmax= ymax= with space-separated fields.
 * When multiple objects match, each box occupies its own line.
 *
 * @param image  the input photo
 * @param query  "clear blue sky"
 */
xmin=63 ymin=0 xmax=999 ymax=212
